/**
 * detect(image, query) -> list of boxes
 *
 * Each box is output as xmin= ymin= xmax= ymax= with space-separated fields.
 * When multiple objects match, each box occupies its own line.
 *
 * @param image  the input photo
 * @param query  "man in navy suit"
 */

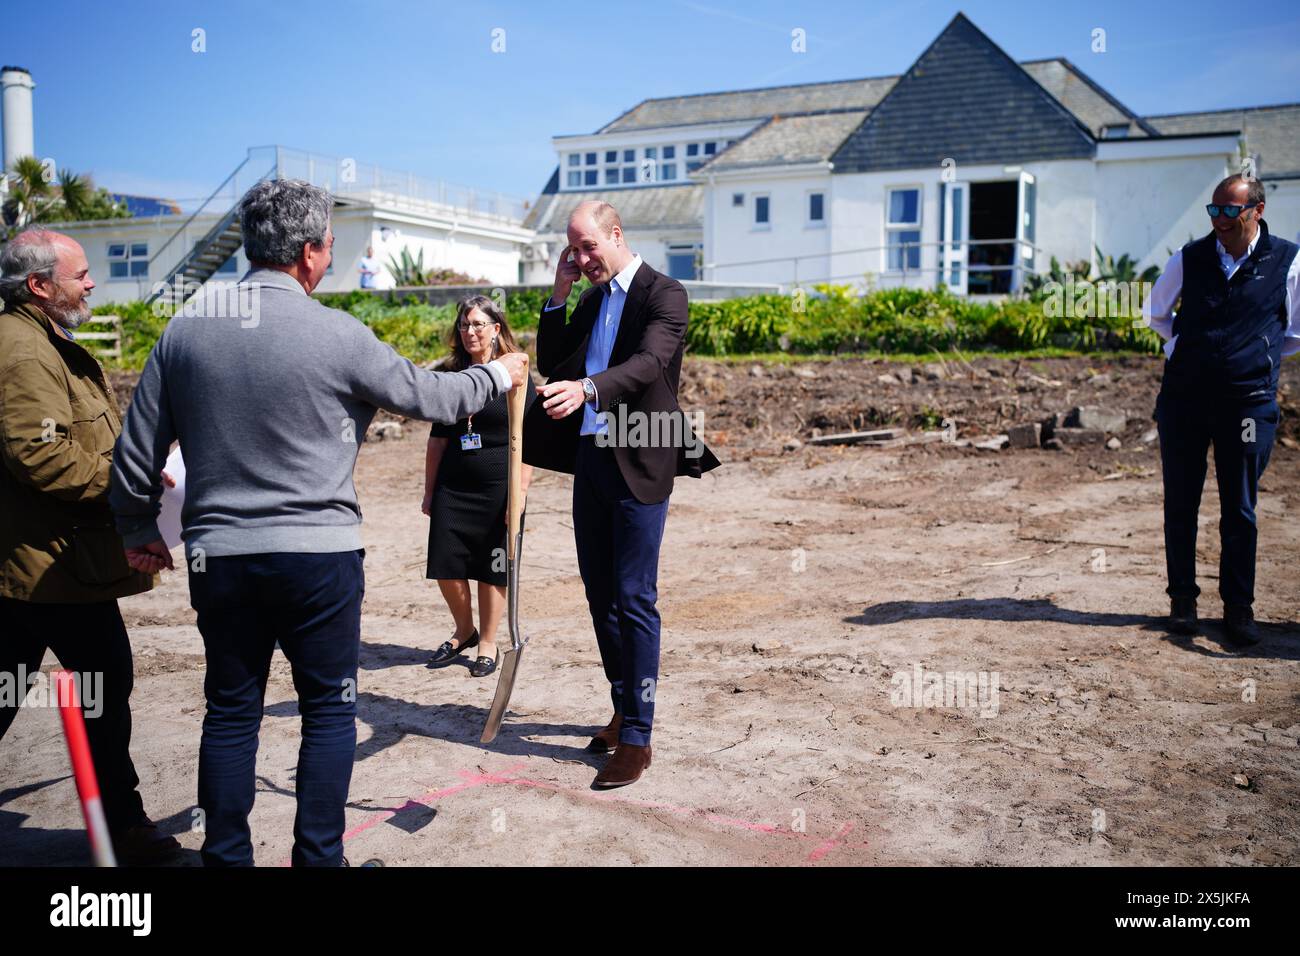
xmin=1146 ymin=173 xmax=1300 ymax=646
xmin=524 ymin=200 xmax=719 ymax=787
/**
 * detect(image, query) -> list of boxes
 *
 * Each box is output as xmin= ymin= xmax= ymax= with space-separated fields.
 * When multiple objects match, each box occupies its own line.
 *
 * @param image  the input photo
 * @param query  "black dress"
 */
xmin=426 ymin=378 xmax=537 ymax=586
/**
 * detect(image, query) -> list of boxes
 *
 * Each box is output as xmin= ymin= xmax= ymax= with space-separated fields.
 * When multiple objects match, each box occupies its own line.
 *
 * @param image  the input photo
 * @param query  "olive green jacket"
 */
xmin=0 ymin=301 xmax=154 ymax=603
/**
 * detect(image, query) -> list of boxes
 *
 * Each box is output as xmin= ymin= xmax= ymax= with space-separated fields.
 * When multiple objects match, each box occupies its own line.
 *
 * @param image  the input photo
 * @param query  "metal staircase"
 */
xmin=144 ymin=145 xmax=531 ymax=307
xmin=146 ymin=149 xmax=277 ymax=306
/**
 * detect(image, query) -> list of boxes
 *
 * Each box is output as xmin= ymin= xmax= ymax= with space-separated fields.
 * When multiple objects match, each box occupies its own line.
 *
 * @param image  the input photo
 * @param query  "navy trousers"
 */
xmin=572 ymin=437 xmax=670 ymax=747
xmin=1156 ymin=394 xmax=1278 ymax=607
xmin=188 ymin=550 xmax=364 ymax=867
xmin=0 ymin=597 xmax=146 ymax=833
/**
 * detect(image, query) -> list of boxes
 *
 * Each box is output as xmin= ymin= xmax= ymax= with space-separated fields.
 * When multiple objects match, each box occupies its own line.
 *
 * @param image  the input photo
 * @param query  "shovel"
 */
xmin=481 ymin=380 xmax=528 ymax=744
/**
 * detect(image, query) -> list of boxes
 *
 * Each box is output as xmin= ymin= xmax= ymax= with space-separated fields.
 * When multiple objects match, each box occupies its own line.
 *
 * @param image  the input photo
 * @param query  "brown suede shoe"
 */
xmin=111 ymin=819 xmax=182 ymax=866
xmin=585 ymin=713 xmax=622 ymax=754
xmin=593 ymin=742 xmax=652 ymax=788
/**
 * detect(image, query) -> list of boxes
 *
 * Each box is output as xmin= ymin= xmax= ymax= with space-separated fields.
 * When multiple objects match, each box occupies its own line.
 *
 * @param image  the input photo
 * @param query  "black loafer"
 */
xmin=1168 ymin=597 xmax=1198 ymax=637
xmin=427 ymin=629 xmax=479 ymax=667
xmin=469 ymin=652 xmax=498 ymax=678
xmin=1223 ymin=605 xmax=1260 ymax=647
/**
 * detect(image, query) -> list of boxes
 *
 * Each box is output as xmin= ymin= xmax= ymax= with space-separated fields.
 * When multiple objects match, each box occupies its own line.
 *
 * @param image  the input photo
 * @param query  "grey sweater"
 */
xmin=110 ymin=268 xmax=510 ymax=557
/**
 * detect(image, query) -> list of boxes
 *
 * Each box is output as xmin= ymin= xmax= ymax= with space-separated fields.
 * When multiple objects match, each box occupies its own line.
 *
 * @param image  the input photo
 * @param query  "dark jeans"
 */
xmin=188 ymin=550 xmax=364 ymax=867
xmin=1156 ymin=394 xmax=1278 ymax=607
xmin=573 ymin=437 xmax=670 ymax=747
xmin=0 ymin=597 xmax=147 ymax=832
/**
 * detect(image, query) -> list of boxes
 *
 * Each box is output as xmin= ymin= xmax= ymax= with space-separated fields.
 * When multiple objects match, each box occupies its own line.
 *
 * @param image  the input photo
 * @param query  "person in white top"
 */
xmin=358 ymin=246 xmax=380 ymax=289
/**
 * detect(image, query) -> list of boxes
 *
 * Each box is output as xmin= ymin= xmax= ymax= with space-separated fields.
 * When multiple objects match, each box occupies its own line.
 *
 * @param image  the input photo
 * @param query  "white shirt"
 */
xmin=543 ymin=254 xmax=643 ymax=436
xmin=1143 ymin=226 xmax=1300 ymax=359
xmin=358 ymin=256 xmax=379 ymax=288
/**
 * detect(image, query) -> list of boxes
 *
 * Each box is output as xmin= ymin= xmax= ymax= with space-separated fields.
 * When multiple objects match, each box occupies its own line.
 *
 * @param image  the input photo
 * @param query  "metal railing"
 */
xmin=147 ymin=148 xmax=278 ymax=278
xmin=143 ymin=145 xmax=533 ymax=299
xmin=703 ymin=236 xmax=1045 ymax=291
xmin=268 ymin=145 xmax=531 ymax=223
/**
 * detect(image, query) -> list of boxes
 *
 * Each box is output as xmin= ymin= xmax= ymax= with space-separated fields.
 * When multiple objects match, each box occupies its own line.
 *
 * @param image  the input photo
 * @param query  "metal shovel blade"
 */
xmin=480 ymin=643 xmax=523 ymax=744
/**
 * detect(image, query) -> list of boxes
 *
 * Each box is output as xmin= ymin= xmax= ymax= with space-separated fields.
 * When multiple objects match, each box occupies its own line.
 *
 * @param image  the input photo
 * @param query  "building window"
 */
xmin=568 ymin=154 xmax=580 ymax=167
xmin=567 ymin=171 xmax=581 ymax=187
xmin=108 ymin=241 xmax=149 ymax=279
xmin=886 ymin=187 xmax=921 ymax=271
xmin=645 ymin=146 xmax=657 ymax=160
xmin=732 ymin=193 xmax=744 ymax=207
xmin=661 ymin=163 xmax=677 ymax=181
xmin=605 ymin=150 xmax=617 ymax=163
xmin=663 ymin=145 xmax=675 ymax=160
xmin=584 ymin=170 xmax=597 ymax=186
xmin=621 ymin=167 xmax=636 ymax=184
xmin=704 ymin=142 xmax=717 ymax=155
xmin=1102 ymin=124 xmax=1129 ymax=139
xmin=754 ymin=194 xmax=770 ymax=227
xmin=623 ymin=149 xmax=634 ymax=162
xmin=585 ymin=152 xmax=596 ymax=165
xmin=687 ymin=143 xmax=699 ymax=157
xmin=605 ymin=168 xmax=619 ymax=184
xmin=666 ymin=244 xmax=700 ymax=280
xmin=686 ymin=160 xmax=703 ymax=173
xmin=808 ymin=192 xmax=825 ymax=224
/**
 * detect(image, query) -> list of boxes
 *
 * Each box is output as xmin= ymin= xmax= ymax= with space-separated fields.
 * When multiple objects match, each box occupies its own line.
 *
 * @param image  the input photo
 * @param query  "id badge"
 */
xmin=460 ymin=433 xmax=482 ymax=451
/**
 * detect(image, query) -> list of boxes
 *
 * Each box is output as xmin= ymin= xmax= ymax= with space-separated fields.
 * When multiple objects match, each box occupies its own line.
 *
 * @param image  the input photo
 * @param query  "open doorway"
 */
xmin=967 ymin=180 xmax=1017 ymax=294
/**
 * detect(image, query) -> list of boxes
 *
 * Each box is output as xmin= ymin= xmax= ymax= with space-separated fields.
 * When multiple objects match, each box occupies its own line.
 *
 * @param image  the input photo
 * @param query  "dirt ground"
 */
xmin=2 ymin=355 xmax=1298 ymax=866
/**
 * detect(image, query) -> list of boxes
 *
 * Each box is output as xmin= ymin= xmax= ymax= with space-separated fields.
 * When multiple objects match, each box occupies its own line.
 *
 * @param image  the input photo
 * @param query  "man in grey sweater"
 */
xmin=109 ymin=179 xmax=528 ymax=866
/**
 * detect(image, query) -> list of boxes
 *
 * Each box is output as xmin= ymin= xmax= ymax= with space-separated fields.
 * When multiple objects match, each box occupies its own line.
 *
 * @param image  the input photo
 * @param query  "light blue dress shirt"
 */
xmin=544 ymin=254 xmax=643 ymax=437
xmin=582 ymin=255 xmax=642 ymax=435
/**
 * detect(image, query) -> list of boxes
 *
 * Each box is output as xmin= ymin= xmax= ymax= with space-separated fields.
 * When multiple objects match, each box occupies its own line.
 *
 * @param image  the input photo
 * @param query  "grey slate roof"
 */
xmin=527 ymin=13 xmax=1297 ymax=224
xmin=524 ymin=183 xmax=704 ymax=235
xmin=1145 ymin=103 xmax=1300 ymax=179
xmin=831 ymin=13 xmax=1096 ymax=174
xmin=699 ymin=110 xmax=869 ymax=173
xmin=522 ymin=166 xmax=560 ymax=230
xmin=600 ymin=77 xmax=896 ymax=132
xmin=1020 ymin=58 xmax=1155 ymax=138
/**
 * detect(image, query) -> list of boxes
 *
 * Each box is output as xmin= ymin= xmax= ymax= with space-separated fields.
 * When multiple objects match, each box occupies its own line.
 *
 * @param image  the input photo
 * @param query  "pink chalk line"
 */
xmin=325 ymin=762 xmax=868 ymax=865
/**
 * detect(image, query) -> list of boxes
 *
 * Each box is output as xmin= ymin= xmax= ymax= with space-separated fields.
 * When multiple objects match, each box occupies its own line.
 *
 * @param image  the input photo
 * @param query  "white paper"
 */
xmin=158 ymin=446 xmax=186 ymax=551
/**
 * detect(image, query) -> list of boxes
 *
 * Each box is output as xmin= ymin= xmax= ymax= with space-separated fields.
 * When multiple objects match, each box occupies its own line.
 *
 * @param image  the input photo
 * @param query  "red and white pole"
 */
xmin=55 ymin=669 xmax=117 ymax=867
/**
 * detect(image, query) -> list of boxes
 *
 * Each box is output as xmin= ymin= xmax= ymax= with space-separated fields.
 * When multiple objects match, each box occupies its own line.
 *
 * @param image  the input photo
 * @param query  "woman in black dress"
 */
xmin=422 ymin=294 xmax=535 ymax=676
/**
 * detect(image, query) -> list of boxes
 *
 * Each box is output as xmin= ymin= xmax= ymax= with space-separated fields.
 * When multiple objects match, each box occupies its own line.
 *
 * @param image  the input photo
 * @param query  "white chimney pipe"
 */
xmin=2 ymin=66 xmax=36 ymax=173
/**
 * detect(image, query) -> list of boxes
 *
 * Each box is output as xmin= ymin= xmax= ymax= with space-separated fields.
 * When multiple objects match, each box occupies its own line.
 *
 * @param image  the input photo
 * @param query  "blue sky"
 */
xmin=10 ymin=0 xmax=1299 ymax=205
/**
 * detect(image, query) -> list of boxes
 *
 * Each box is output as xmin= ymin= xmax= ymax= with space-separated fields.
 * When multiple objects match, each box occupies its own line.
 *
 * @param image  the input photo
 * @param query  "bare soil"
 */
xmin=3 ymin=355 xmax=1297 ymax=866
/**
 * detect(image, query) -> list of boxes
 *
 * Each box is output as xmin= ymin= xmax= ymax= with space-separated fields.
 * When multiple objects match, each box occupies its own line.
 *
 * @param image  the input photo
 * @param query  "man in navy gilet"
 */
xmin=1145 ymin=173 xmax=1300 ymax=646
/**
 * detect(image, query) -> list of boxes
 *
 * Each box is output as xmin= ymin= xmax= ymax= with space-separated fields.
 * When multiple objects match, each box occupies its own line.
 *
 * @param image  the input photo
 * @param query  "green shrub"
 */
xmin=92 ymin=282 xmax=1160 ymax=370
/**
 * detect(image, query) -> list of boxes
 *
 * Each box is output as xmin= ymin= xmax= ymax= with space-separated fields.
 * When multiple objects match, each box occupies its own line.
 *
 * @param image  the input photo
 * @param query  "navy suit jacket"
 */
xmin=522 ymin=261 xmax=720 ymax=503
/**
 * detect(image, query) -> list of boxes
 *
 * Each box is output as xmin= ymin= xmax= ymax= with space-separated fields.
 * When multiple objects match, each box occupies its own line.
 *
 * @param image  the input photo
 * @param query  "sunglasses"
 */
xmin=1205 ymin=202 xmax=1259 ymax=219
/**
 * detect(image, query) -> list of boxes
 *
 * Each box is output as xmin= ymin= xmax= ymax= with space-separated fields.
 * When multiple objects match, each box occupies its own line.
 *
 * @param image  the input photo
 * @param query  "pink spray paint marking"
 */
xmin=339 ymin=761 xmax=529 ymax=843
xmin=806 ymin=821 xmax=856 ymax=863
xmin=334 ymin=762 xmax=868 ymax=864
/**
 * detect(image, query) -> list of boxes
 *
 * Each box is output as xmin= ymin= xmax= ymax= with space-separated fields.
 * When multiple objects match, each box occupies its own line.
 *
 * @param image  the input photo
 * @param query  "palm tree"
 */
xmin=2 ymin=157 xmax=129 ymax=240
xmin=1094 ymin=244 xmax=1160 ymax=285
xmin=2 ymin=156 xmax=60 ymax=234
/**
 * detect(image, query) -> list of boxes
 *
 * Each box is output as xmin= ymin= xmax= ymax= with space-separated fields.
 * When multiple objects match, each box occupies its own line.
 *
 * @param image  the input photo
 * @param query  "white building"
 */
xmin=54 ymin=146 xmax=534 ymax=304
xmin=522 ymin=13 xmax=1300 ymax=295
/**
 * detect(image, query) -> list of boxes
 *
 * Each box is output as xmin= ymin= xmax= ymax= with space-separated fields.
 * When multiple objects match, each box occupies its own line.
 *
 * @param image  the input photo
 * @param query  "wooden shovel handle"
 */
xmin=506 ymin=383 xmax=526 ymax=561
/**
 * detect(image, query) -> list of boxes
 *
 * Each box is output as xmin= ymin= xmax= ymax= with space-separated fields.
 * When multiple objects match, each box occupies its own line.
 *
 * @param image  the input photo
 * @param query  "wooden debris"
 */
xmin=808 ymin=428 xmax=904 ymax=446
